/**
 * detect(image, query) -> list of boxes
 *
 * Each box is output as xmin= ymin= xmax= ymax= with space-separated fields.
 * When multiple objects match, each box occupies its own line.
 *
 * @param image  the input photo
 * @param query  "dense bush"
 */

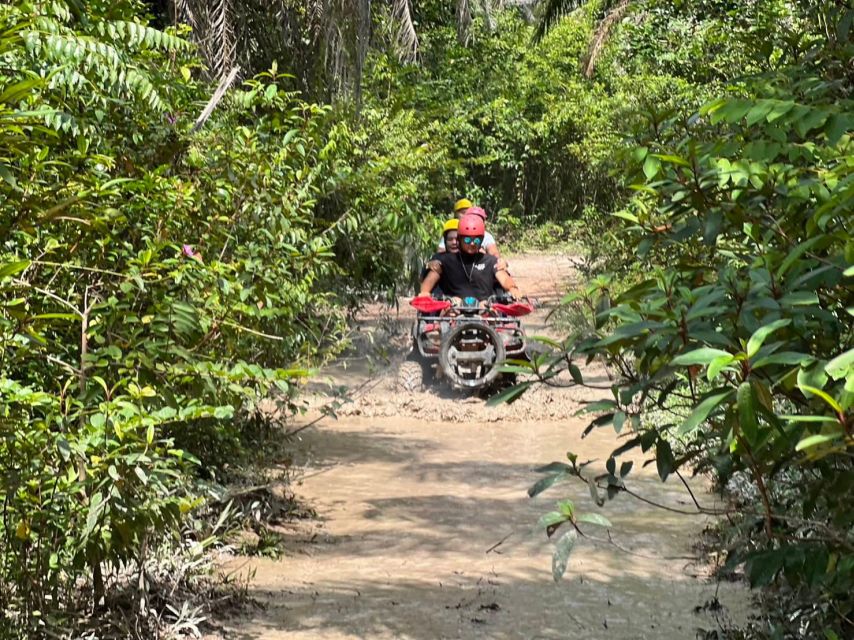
xmin=0 ymin=1 xmax=357 ymax=632
xmin=513 ymin=1 xmax=853 ymax=636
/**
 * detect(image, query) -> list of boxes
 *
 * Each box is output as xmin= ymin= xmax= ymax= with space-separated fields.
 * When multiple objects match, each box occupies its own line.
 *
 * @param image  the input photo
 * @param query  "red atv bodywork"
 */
xmin=407 ymin=295 xmax=532 ymax=389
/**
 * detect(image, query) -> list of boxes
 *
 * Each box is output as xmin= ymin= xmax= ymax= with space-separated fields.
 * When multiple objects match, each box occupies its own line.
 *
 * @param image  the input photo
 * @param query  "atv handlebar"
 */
xmin=410 ymin=294 xmax=534 ymax=316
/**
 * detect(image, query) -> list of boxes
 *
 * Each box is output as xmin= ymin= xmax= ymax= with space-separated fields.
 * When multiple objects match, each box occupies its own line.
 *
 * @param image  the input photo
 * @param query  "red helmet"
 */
xmin=458 ymin=214 xmax=485 ymax=237
xmin=466 ymin=206 xmax=487 ymax=220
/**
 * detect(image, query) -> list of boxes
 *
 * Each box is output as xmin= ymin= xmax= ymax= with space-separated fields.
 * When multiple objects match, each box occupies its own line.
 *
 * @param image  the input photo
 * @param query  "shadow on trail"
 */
xmin=224 ymin=569 xmax=736 ymax=640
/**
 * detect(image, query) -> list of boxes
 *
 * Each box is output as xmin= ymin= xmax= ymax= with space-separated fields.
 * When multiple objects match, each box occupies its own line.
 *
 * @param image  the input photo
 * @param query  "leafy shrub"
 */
xmin=512 ymin=2 xmax=854 ymax=635
xmin=0 ymin=1 xmax=350 ymax=631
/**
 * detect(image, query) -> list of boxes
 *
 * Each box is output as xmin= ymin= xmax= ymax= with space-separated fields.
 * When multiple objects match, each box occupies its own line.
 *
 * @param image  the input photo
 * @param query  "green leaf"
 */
xmin=779 ymin=415 xmax=838 ymax=424
xmin=57 ymin=437 xmax=71 ymax=461
xmin=679 ymin=390 xmax=733 ymax=435
xmin=538 ymin=511 xmax=567 ymax=530
xmin=613 ymin=410 xmax=626 ymax=434
xmin=656 ymin=440 xmax=675 ymax=481
xmin=497 ymin=364 xmax=534 ymax=374
xmin=825 ymin=348 xmax=853 ymax=381
xmin=745 ymin=101 xmax=774 ymax=125
xmin=779 ymin=291 xmax=819 ymax=307
xmin=134 ymin=466 xmax=148 ymax=485
xmin=737 ymin=382 xmax=759 ymax=446
xmin=575 ymin=400 xmax=617 ymax=415
xmin=775 ymin=236 xmax=824 ymax=279
xmin=799 ymin=385 xmax=843 ymax=414
xmin=557 ymin=500 xmax=575 ymax=518
xmin=652 ymin=153 xmax=690 ymax=166
xmin=528 ymin=472 xmax=567 ymax=498
xmin=643 ymin=155 xmax=661 ymax=179
xmin=0 ymin=164 xmax=18 ymax=190
xmin=620 ymin=460 xmax=633 ymax=477
xmin=703 ymin=211 xmax=723 ymax=245
xmin=708 ymin=354 xmax=736 ymax=381
xmin=746 ymin=319 xmax=791 ymax=358
xmin=576 ymin=513 xmax=612 ymax=528
xmin=798 ymin=364 xmax=828 ymax=392
xmin=487 ymin=381 xmax=532 ymax=406
xmin=0 ymin=260 xmax=30 ymax=278
xmin=672 ymin=348 xmax=732 ymax=366
xmin=746 ymin=549 xmax=785 ymax=587
xmin=552 ymin=529 xmax=578 ymax=582
xmin=795 ymin=433 xmax=843 ymax=451
xmin=752 ymin=352 xmax=813 ymax=369
xmin=611 ymin=210 xmax=639 ymax=223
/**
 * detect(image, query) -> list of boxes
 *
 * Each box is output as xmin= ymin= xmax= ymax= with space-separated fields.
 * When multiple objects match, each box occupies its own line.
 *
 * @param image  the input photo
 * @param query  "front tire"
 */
xmin=439 ymin=322 xmax=506 ymax=389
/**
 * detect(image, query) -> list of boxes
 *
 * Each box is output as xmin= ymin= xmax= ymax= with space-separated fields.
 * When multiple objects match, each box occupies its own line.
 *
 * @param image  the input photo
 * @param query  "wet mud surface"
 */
xmin=209 ymin=254 xmax=748 ymax=639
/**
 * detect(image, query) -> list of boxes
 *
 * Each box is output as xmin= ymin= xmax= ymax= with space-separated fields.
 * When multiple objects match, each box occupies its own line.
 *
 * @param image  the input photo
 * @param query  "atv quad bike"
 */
xmin=398 ymin=294 xmax=533 ymax=392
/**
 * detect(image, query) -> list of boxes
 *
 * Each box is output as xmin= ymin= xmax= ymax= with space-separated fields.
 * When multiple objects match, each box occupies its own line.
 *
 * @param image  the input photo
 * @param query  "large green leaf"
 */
xmin=576 ymin=513 xmax=612 ymax=528
xmin=0 ymin=260 xmax=30 ymax=278
xmin=678 ymin=390 xmax=734 ymax=435
xmin=672 ymin=347 xmax=732 ymax=366
xmin=747 ymin=319 xmax=791 ymax=358
xmin=487 ymin=381 xmax=533 ymax=406
xmin=825 ymin=348 xmax=853 ymax=381
xmin=551 ymin=529 xmax=578 ymax=582
xmin=737 ymin=382 xmax=759 ymax=446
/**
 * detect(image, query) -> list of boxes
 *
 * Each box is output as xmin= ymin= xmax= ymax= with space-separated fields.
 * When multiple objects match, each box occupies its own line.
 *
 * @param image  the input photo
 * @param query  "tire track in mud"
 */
xmin=209 ymin=254 xmax=748 ymax=640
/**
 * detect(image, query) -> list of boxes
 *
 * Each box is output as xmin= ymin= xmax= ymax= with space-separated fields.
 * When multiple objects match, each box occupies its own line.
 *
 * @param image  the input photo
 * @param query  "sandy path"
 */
xmin=211 ymin=254 xmax=747 ymax=639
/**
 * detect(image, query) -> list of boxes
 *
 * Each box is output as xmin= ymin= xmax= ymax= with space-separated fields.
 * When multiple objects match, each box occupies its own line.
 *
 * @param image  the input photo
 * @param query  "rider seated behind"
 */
xmin=420 ymin=214 xmax=521 ymax=302
xmin=421 ymin=219 xmax=459 ymax=296
xmin=438 ymin=201 xmax=500 ymax=258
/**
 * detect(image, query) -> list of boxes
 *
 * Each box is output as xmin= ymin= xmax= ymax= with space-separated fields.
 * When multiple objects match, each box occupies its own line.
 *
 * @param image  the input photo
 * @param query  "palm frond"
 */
xmin=480 ymin=0 xmax=497 ymax=33
xmin=392 ymin=0 xmax=419 ymax=63
xmin=532 ymin=0 xmax=585 ymax=44
xmin=354 ymin=0 xmax=371 ymax=102
xmin=306 ymin=0 xmax=327 ymax=43
xmin=209 ymin=0 xmax=236 ymax=80
xmin=174 ymin=0 xmax=198 ymax=30
xmin=583 ymin=0 xmax=630 ymax=78
xmin=456 ymin=0 xmax=473 ymax=45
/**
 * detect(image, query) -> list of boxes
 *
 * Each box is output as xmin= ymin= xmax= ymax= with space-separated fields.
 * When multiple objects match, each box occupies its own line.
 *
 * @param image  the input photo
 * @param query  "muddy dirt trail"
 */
xmin=213 ymin=254 xmax=748 ymax=639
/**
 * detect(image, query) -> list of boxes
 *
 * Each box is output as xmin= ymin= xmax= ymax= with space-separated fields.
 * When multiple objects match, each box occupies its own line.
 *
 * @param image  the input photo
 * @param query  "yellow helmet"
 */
xmin=454 ymin=198 xmax=473 ymax=212
xmin=442 ymin=219 xmax=459 ymax=233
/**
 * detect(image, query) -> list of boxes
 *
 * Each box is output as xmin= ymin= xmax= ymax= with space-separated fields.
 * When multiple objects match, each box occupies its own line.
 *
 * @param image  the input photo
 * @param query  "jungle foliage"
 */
xmin=0 ymin=0 xmax=369 ymax=634
xmin=506 ymin=1 xmax=854 ymax=637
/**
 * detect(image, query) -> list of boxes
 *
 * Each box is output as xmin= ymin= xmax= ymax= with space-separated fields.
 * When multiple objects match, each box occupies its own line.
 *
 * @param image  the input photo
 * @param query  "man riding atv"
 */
xmin=400 ymin=214 xmax=531 ymax=391
xmin=420 ymin=214 xmax=521 ymax=303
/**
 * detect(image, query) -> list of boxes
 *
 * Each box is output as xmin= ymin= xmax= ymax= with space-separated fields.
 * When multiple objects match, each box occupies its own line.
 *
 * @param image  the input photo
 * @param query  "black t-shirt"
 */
xmin=433 ymin=251 xmax=499 ymax=300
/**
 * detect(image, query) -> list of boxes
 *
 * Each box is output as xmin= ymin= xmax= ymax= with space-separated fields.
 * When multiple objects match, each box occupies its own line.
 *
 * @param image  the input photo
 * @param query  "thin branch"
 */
xmin=221 ymin=319 xmax=284 ymax=341
xmin=12 ymin=281 xmax=82 ymax=317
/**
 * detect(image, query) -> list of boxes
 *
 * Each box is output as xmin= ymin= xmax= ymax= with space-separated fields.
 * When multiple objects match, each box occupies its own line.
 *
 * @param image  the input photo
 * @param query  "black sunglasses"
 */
xmin=462 ymin=236 xmax=483 ymax=245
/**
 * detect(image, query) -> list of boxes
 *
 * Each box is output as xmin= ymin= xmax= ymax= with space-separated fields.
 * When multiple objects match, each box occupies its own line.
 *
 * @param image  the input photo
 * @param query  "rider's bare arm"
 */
xmin=419 ymin=261 xmax=442 ymax=296
xmin=495 ymin=267 xmax=521 ymax=299
xmin=485 ymin=243 xmax=500 ymax=258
